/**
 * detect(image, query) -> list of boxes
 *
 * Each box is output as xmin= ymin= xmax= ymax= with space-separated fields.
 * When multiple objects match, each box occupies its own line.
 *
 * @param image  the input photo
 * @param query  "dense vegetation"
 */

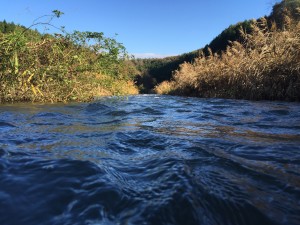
xmin=155 ymin=0 xmax=300 ymax=101
xmin=153 ymin=0 xmax=300 ymax=101
xmin=207 ymin=20 xmax=253 ymax=54
xmin=133 ymin=19 xmax=256 ymax=93
xmin=132 ymin=20 xmax=257 ymax=93
xmin=0 ymin=20 xmax=18 ymax=33
xmin=270 ymin=0 xmax=300 ymax=27
xmin=136 ymin=0 xmax=300 ymax=101
xmin=132 ymin=51 xmax=199 ymax=93
xmin=0 ymin=12 xmax=138 ymax=103
xmin=1 ymin=0 xmax=299 ymax=103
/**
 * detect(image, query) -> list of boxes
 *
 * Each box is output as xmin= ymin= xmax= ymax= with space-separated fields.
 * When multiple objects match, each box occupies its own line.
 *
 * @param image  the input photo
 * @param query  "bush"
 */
xmin=0 ymin=21 xmax=138 ymax=103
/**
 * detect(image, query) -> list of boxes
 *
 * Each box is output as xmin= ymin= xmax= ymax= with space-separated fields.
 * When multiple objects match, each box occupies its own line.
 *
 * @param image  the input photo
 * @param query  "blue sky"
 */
xmin=1 ymin=0 xmax=279 ymax=58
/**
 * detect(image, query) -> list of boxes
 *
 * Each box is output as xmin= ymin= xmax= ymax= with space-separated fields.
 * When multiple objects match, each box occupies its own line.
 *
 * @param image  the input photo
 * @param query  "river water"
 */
xmin=0 ymin=95 xmax=299 ymax=225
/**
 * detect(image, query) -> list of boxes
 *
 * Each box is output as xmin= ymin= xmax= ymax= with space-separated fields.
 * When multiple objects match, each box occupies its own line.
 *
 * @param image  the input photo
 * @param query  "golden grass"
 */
xmin=155 ymin=81 xmax=176 ymax=95
xmin=155 ymin=17 xmax=300 ymax=101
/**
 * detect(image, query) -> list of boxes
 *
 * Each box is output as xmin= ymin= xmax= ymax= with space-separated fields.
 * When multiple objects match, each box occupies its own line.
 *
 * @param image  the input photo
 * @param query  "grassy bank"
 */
xmin=155 ymin=16 xmax=300 ymax=101
xmin=0 ymin=16 xmax=138 ymax=103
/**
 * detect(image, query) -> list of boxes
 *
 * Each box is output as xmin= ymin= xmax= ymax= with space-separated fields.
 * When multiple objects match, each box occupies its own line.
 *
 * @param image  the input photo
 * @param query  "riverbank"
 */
xmin=2 ymin=2 xmax=299 ymax=103
xmin=155 ymin=17 xmax=300 ymax=101
xmin=0 ymin=70 xmax=138 ymax=104
xmin=0 ymin=21 xmax=138 ymax=104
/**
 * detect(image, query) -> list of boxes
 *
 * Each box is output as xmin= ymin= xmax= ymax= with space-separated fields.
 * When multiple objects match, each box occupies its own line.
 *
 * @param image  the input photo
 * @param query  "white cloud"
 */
xmin=131 ymin=53 xmax=176 ymax=59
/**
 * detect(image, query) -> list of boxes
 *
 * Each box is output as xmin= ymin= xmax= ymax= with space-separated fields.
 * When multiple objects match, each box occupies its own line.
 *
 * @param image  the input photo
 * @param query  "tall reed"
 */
xmin=155 ymin=17 xmax=300 ymax=101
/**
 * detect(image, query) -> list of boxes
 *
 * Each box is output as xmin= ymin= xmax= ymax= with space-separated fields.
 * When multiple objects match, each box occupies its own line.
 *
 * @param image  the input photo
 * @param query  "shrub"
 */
xmin=0 ymin=20 xmax=138 ymax=103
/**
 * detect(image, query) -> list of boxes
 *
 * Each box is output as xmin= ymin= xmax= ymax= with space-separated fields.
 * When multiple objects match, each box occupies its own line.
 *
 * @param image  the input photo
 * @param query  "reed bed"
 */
xmin=155 ymin=17 xmax=300 ymax=101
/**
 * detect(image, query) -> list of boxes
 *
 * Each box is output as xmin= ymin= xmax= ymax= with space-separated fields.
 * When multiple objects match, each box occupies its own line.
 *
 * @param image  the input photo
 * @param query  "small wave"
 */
xmin=85 ymin=102 xmax=112 ymax=114
xmin=267 ymin=109 xmax=290 ymax=116
xmin=0 ymin=148 xmax=7 ymax=157
xmin=0 ymin=121 xmax=16 ymax=128
xmin=0 ymin=95 xmax=299 ymax=225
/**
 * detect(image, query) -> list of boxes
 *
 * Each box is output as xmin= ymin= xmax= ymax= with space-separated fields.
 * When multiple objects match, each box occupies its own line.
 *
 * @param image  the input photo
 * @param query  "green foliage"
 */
xmin=0 ymin=18 xmax=137 ymax=103
xmin=208 ymin=20 xmax=253 ymax=53
xmin=132 ymin=51 xmax=200 ymax=93
xmin=52 ymin=10 xmax=64 ymax=18
xmin=0 ymin=20 xmax=17 ymax=33
xmin=65 ymin=30 xmax=127 ymax=76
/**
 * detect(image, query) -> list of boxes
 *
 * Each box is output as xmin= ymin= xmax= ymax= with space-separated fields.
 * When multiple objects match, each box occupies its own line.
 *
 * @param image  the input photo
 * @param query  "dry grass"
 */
xmin=155 ymin=80 xmax=176 ymax=95
xmin=155 ymin=17 xmax=300 ymax=101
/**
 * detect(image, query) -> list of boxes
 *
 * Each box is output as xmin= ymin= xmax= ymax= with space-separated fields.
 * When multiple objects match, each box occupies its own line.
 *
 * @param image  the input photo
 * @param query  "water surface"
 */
xmin=0 ymin=95 xmax=300 ymax=225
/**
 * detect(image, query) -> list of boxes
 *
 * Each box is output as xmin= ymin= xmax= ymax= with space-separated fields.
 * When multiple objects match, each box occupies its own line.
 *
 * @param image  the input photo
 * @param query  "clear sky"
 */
xmin=1 ymin=0 xmax=280 ymax=58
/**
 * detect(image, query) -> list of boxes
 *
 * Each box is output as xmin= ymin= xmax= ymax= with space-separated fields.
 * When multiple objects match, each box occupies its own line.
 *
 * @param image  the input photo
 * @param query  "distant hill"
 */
xmin=132 ymin=19 xmax=255 ymax=93
xmin=0 ymin=20 xmax=18 ymax=33
xmin=132 ymin=51 xmax=199 ymax=93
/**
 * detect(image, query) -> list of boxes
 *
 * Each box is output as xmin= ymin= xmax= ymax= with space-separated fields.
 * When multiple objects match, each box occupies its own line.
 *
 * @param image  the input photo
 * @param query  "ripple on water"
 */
xmin=0 ymin=95 xmax=299 ymax=225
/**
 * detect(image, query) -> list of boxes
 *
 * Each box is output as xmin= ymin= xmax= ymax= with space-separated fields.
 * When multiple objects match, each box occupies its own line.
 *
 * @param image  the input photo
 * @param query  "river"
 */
xmin=0 ymin=95 xmax=300 ymax=225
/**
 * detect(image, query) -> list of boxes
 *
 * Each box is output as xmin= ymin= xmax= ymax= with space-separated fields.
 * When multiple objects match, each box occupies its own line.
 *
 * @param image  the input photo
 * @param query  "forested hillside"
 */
xmin=0 ymin=20 xmax=17 ymax=33
xmin=132 ymin=51 xmax=199 ymax=93
xmin=133 ymin=19 xmax=256 ymax=93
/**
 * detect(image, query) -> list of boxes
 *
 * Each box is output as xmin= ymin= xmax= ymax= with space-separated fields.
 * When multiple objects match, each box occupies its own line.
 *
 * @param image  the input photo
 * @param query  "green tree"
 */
xmin=208 ymin=20 xmax=253 ymax=53
xmin=0 ymin=20 xmax=16 ymax=33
